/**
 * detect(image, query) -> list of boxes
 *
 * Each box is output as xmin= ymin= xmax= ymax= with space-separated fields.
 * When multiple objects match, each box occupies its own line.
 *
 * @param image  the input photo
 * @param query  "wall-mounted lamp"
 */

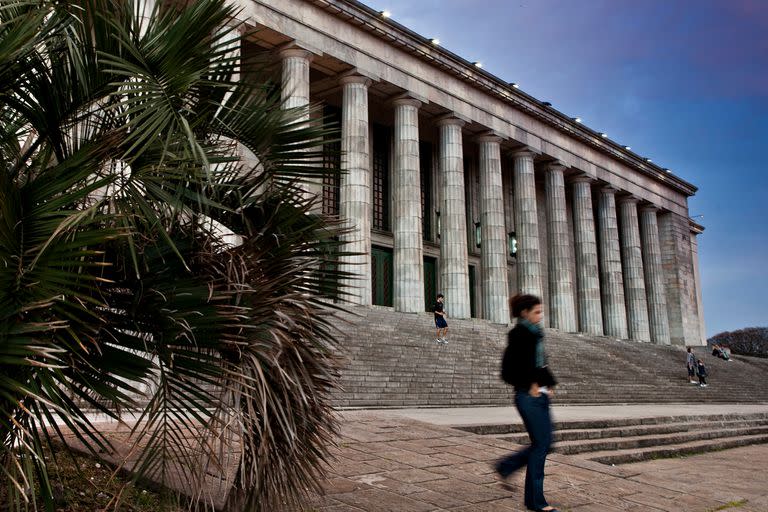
xmin=508 ymin=232 xmax=518 ymax=257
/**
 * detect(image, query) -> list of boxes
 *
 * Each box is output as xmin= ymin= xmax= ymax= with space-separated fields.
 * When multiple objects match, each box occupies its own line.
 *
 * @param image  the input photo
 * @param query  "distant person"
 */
xmin=686 ymin=347 xmax=697 ymax=384
xmin=711 ymin=344 xmax=723 ymax=358
xmin=433 ymin=293 xmax=448 ymax=344
xmin=721 ymin=345 xmax=732 ymax=361
xmin=697 ymin=359 xmax=708 ymax=387
xmin=497 ymin=294 xmax=559 ymax=512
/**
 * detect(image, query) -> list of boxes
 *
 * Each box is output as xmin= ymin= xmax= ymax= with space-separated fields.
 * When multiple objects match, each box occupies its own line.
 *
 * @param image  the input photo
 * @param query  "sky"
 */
xmin=369 ymin=0 xmax=768 ymax=337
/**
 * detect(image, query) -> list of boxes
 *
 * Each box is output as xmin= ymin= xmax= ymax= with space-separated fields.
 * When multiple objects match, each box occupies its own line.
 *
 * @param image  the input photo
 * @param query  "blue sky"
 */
xmin=371 ymin=0 xmax=768 ymax=336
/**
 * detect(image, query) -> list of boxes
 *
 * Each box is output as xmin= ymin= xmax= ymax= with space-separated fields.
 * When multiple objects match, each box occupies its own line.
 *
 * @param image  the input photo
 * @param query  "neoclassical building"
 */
xmin=234 ymin=0 xmax=705 ymax=345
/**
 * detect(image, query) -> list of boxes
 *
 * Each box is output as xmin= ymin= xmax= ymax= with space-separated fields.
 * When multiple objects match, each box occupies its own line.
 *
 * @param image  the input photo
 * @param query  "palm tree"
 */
xmin=0 ymin=0 xmax=349 ymax=510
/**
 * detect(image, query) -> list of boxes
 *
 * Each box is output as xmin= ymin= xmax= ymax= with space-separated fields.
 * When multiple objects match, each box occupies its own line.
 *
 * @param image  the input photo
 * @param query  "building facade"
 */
xmin=234 ymin=0 xmax=705 ymax=345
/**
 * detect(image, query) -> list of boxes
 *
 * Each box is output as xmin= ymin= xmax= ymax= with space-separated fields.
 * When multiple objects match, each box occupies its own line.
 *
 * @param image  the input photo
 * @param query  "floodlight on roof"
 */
xmin=430 ymin=38 xmax=440 ymax=45
xmin=600 ymin=132 xmax=608 ymax=138
xmin=624 ymin=145 xmax=631 ymax=150
xmin=573 ymin=117 xmax=582 ymax=123
xmin=380 ymin=10 xmax=391 ymax=18
xmin=543 ymin=101 xmax=552 ymax=107
xmin=473 ymin=61 xmax=483 ymax=68
xmin=511 ymin=82 xmax=520 ymax=88
xmin=644 ymin=158 xmax=652 ymax=163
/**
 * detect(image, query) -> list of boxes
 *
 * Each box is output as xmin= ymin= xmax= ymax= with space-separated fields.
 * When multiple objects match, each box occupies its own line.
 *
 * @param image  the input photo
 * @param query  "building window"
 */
xmin=420 ymin=141 xmax=433 ymax=241
xmin=372 ymin=124 xmax=391 ymax=231
xmin=322 ymin=105 xmax=341 ymax=216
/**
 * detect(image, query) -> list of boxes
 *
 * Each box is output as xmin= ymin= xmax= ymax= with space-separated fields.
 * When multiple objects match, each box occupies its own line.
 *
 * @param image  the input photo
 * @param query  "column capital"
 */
xmin=571 ymin=173 xmax=596 ymax=184
xmin=600 ymin=184 xmax=619 ymax=194
xmin=639 ymin=203 xmax=660 ymax=213
xmin=546 ymin=161 xmax=568 ymax=173
xmin=511 ymin=147 xmax=538 ymax=159
xmin=278 ymin=46 xmax=315 ymax=62
xmin=435 ymin=114 xmax=467 ymax=128
xmin=475 ymin=131 xmax=503 ymax=144
xmin=617 ymin=194 xmax=639 ymax=205
xmin=339 ymin=73 xmax=372 ymax=88
xmin=391 ymin=94 xmax=422 ymax=109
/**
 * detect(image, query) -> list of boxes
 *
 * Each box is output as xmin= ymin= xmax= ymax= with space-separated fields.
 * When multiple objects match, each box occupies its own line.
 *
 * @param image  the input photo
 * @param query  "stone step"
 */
xmin=550 ymin=425 xmax=768 ymax=455
xmin=455 ymin=412 xmax=768 ymax=435
xmin=586 ymin=433 xmax=768 ymax=465
xmin=495 ymin=419 xmax=768 ymax=444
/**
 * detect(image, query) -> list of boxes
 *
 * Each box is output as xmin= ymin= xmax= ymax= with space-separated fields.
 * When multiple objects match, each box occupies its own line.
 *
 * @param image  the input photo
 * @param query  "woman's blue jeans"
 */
xmin=496 ymin=390 xmax=553 ymax=510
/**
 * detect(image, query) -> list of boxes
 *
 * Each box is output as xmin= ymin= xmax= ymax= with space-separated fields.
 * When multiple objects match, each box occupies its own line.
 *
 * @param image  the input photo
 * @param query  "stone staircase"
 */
xmin=457 ymin=412 xmax=768 ymax=464
xmin=333 ymin=306 xmax=768 ymax=407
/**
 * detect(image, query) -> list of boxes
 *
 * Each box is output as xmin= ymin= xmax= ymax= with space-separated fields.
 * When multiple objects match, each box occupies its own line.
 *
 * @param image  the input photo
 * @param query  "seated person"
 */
xmin=712 ymin=344 xmax=722 ymax=358
xmin=721 ymin=346 xmax=731 ymax=361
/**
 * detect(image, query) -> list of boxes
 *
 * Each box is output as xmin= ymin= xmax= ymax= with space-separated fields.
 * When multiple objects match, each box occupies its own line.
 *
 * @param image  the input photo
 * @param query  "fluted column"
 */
xmin=478 ymin=135 xmax=509 ymax=323
xmin=597 ymin=186 xmax=628 ymax=338
xmin=280 ymin=47 xmax=312 ymax=110
xmin=138 ymin=0 xmax=156 ymax=36
xmin=392 ymin=97 xmax=424 ymax=313
xmin=545 ymin=163 xmax=577 ymax=331
xmin=339 ymin=75 xmax=372 ymax=305
xmin=437 ymin=117 xmax=471 ymax=319
xmin=618 ymin=197 xmax=651 ymax=341
xmin=280 ymin=47 xmax=322 ymax=203
xmin=571 ymin=176 xmax=603 ymax=335
xmin=513 ymin=150 xmax=542 ymax=298
xmin=639 ymin=206 xmax=671 ymax=344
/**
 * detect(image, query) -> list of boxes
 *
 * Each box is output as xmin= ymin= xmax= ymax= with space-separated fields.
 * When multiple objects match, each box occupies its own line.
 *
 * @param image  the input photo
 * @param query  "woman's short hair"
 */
xmin=509 ymin=294 xmax=542 ymax=318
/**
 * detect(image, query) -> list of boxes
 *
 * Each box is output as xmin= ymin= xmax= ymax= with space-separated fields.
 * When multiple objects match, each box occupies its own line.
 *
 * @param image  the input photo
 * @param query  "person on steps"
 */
xmin=697 ymin=359 xmax=709 ymax=387
xmin=433 ymin=293 xmax=448 ymax=344
xmin=497 ymin=294 xmax=559 ymax=512
xmin=686 ymin=347 xmax=697 ymax=384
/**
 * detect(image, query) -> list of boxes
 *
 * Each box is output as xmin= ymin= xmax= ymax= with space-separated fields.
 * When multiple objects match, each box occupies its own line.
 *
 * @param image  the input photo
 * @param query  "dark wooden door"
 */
xmin=371 ymin=246 xmax=393 ymax=306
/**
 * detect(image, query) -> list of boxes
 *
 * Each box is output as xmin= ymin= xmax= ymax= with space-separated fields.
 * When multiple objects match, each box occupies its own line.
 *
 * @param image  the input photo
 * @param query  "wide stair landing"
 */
xmin=457 ymin=412 xmax=768 ymax=464
xmin=333 ymin=306 xmax=768 ymax=407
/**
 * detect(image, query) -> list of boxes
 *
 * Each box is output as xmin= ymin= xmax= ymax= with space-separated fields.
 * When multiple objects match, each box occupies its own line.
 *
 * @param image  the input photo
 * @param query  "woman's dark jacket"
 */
xmin=501 ymin=324 xmax=557 ymax=392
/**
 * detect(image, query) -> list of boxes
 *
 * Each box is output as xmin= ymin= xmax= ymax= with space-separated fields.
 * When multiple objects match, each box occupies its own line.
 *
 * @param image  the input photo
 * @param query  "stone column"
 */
xmin=437 ymin=117 xmax=471 ymax=319
xmin=571 ymin=175 xmax=603 ymax=335
xmin=618 ymin=197 xmax=651 ymax=341
xmin=279 ymin=47 xmax=312 ymax=110
xmin=597 ymin=186 xmax=628 ymax=338
xmin=545 ymin=163 xmax=577 ymax=331
xmin=279 ymin=47 xmax=322 ymax=203
xmin=639 ymin=206 xmax=671 ymax=344
xmin=513 ymin=150 xmax=542 ymax=298
xmin=690 ymin=225 xmax=706 ymax=345
xmin=339 ymin=75 xmax=372 ymax=305
xmin=478 ymin=135 xmax=509 ymax=323
xmin=137 ymin=0 xmax=156 ymax=36
xmin=392 ymin=97 xmax=424 ymax=313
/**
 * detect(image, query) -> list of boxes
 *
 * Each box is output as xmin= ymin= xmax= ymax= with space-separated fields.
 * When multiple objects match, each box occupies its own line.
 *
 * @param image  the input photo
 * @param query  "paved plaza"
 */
xmin=305 ymin=406 xmax=768 ymax=512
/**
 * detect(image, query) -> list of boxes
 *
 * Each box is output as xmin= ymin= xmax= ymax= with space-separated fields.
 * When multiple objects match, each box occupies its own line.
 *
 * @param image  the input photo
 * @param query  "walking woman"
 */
xmin=497 ymin=294 xmax=558 ymax=512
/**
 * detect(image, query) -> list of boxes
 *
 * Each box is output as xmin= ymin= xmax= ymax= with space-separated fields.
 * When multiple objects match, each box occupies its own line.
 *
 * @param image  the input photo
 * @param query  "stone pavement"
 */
xmin=304 ymin=408 xmax=768 ymax=512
